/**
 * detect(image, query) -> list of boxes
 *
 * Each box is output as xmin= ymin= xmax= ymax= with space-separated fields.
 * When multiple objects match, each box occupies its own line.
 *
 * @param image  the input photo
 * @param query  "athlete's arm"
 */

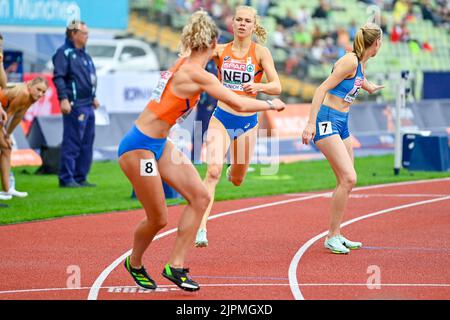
xmin=194 ymin=69 xmax=285 ymax=113
xmin=302 ymin=55 xmax=357 ymax=144
xmin=0 ymin=103 xmax=6 ymax=124
xmin=5 ymin=91 xmax=29 ymax=135
xmin=212 ymin=43 xmax=226 ymax=68
xmin=362 ymin=78 xmax=385 ymax=94
xmin=243 ymin=46 xmax=281 ymax=95
xmin=0 ymin=53 xmax=7 ymax=89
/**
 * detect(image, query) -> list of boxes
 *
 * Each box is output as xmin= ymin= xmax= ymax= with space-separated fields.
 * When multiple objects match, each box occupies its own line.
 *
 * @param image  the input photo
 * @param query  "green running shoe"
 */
xmin=162 ymin=264 xmax=200 ymax=291
xmin=324 ymin=235 xmax=350 ymax=254
xmin=124 ymin=256 xmax=157 ymax=290
xmin=338 ymin=235 xmax=362 ymax=250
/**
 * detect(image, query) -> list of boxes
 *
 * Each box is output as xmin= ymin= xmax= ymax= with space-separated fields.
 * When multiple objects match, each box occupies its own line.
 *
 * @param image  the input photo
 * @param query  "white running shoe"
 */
xmin=338 ymin=235 xmax=362 ymax=250
xmin=324 ymin=235 xmax=350 ymax=254
xmin=5 ymin=188 xmax=28 ymax=198
xmin=195 ymin=229 xmax=208 ymax=247
xmin=0 ymin=192 xmax=12 ymax=200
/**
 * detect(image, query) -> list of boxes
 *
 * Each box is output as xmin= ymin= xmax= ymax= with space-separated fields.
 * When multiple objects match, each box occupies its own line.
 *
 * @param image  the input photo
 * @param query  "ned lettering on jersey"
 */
xmin=221 ymin=57 xmax=256 ymax=92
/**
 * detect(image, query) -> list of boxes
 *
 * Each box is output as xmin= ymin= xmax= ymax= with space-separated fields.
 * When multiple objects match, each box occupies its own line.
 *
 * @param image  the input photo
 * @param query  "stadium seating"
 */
xmin=128 ymin=0 xmax=450 ymax=102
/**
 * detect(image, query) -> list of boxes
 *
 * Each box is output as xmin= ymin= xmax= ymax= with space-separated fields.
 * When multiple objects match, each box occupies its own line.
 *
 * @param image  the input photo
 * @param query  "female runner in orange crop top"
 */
xmin=0 ymin=33 xmax=8 ymax=123
xmin=0 ymin=77 xmax=48 ymax=199
xmin=195 ymin=5 xmax=282 ymax=248
xmin=118 ymin=10 xmax=285 ymax=292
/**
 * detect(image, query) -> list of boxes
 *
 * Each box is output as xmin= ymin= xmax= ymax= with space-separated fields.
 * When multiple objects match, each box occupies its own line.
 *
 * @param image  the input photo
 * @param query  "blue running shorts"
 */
xmin=212 ymin=106 xmax=258 ymax=140
xmin=118 ymin=125 xmax=167 ymax=160
xmin=313 ymin=105 xmax=350 ymax=143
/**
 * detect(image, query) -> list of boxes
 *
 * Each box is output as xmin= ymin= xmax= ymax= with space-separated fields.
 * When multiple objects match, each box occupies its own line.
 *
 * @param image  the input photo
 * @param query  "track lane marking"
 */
xmin=88 ymin=178 xmax=450 ymax=300
xmin=288 ymin=195 xmax=450 ymax=300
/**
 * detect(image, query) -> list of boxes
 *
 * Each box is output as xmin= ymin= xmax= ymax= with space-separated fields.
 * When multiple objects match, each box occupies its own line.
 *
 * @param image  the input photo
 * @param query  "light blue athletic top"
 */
xmin=328 ymin=61 xmax=364 ymax=103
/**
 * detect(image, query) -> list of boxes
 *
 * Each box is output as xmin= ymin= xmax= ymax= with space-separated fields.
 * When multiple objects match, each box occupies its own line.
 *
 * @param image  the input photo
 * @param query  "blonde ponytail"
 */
xmin=254 ymin=19 xmax=267 ymax=44
xmin=179 ymin=10 xmax=219 ymax=57
xmin=353 ymin=23 xmax=382 ymax=60
xmin=353 ymin=28 xmax=365 ymax=60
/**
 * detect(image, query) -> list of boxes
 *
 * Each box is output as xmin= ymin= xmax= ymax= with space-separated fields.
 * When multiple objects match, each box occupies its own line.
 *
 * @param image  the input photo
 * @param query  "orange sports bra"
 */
xmin=217 ymin=41 xmax=264 ymax=97
xmin=0 ymin=90 xmax=10 ymax=110
xmin=146 ymin=58 xmax=200 ymax=126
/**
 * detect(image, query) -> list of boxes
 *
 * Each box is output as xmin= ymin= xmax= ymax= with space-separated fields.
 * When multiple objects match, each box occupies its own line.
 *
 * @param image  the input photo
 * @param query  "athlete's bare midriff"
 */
xmin=135 ymin=108 xmax=172 ymax=139
xmin=322 ymin=92 xmax=352 ymax=113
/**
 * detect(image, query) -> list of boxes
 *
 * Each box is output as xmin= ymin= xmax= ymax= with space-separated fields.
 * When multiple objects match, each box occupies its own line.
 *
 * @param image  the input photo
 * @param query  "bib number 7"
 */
xmin=318 ymin=121 xmax=333 ymax=136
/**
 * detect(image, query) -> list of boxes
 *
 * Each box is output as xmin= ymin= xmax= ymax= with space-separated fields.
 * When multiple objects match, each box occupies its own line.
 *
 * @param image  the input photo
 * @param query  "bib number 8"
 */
xmin=140 ymin=159 xmax=158 ymax=176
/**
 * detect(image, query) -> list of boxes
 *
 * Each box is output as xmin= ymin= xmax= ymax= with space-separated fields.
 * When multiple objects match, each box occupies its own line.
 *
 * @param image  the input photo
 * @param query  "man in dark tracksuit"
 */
xmin=52 ymin=21 xmax=100 ymax=188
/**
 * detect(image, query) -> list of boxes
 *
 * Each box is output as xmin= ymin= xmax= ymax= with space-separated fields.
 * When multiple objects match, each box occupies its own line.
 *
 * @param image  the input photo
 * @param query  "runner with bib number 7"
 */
xmin=301 ymin=23 xmax=385 ymax=254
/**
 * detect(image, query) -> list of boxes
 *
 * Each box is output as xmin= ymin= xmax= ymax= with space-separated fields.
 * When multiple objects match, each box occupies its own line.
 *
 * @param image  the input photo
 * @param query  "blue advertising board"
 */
xmin=0 ymin=0 xmax=128 ymax=30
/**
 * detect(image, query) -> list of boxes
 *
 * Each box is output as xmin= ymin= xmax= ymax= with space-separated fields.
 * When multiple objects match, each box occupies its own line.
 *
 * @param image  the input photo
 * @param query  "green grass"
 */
xmin=1 ymin=154 xmax=449 ymax=225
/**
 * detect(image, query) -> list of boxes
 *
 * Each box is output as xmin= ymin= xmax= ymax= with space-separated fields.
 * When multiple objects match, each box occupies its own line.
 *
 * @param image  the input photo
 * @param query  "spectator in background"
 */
xmin=212 ymin=0 xmax=233 ymax=32
xmin=390 ymin=20 xmax=410 ymax=42
xmin=257 ymin=0 xmax=271 ymax=17
xmin=404 ymin=3 xmax=417 ymax=23
xmin=380 ymin=15 xmax=389 ymax=36
xmin=296 ymin=5 xmax=310 ymax=26
xmin=272 ymin=24 xmax=290 ymax=53
xmin=393 ymin=0 xmax=409 ymax=23
xmin=312 ymin=24 xmax=323 ymax=44
xmin=170 ymin=0 xmax=189 ymax=15
xmin=348 ymin=20 xmax=358 ymax=41
xmin=211 ymin=0 xmax=224 ymax=20
xmin=336 ymin=26 xmax=351 ymax=55
xmin=293 ymin=24 xmax=313 ymax=48
xmin=285 ymin=42 xmax=308 ymax=77
xmin=311 ymin=38 xmax=326 ymax=64
xmin=322 ymin=37 xmax=339 ymax=63
xmin=420 ymin=0 xmax=440 ymax=26
xmin=312 ymin=0 xmax=330 ymax=19
xmin=278 ymin=11 xmax=298 ymax=29
xmin=52 ymin=21 xmax=100 ymax=188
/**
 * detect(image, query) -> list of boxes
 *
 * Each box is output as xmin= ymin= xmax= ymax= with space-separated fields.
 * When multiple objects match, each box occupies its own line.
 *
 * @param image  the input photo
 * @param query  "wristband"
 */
xmin=266 ymin=100 xmax=275 ymax=110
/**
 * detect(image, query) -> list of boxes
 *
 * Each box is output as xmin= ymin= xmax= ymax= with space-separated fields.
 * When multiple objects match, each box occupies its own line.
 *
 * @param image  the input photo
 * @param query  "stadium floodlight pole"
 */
xmin=394 ymin=70 xmax=409 ymax=176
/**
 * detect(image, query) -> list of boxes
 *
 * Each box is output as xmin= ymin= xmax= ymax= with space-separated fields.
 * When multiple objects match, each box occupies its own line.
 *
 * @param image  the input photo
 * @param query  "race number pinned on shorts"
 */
xmin=140 ymin=159 xmax=158 ymax=176
xmin=318 ymin=121 xmax=333 ymax=136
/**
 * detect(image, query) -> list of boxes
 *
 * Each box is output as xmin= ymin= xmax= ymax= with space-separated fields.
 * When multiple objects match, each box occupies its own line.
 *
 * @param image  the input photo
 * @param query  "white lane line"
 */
xmin=284 ymin=193 xmax=450 ymax=198
xmin=87 ymin=194 xmax=332 ymax=300
xmin=288 ymin=195 xmax=450 ymax=300
xmin=88 ymin=177 xmax=450 ymax=300
xmin=347 ymin=194 xmax=450 ymax=198
xmin=3 ymin=282 xmax=450 ymax=296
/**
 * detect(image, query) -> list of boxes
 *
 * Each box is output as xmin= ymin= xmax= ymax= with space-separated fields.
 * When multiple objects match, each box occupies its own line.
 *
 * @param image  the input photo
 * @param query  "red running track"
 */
xmin=0 ymin=178 xmax=449 ymax=300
